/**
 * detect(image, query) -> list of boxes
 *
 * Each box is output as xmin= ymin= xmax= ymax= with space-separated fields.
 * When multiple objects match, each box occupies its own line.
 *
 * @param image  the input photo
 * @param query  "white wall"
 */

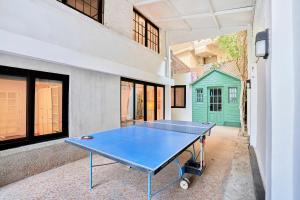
xmin=293 ymin=1 xmax=300 ymax=199
xmin=271 ymin=0 xmax=295 ymax=198
xmin=171 ymin=73 xmax=192 ymax=121
xmin=251 ymin=0 xmax=300 ymax=199
xmin=104 ymin=0 xmax=133 ymax=39
xmin=249 ymin=0 xmax=270 ymax=189
xmin=0 ymin=0 xmax=171 ymax=85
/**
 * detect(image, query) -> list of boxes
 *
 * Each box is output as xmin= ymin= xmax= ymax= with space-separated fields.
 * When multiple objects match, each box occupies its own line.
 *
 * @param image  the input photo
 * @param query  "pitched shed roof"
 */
xmin=191 ymin=69 xmax=240 ymax=85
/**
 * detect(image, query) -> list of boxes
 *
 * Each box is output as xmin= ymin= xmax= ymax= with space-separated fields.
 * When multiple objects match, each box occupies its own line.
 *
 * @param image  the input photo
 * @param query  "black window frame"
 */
xmin=120 ymin=77 xmax=165 ymax=125
xmin=228 ymin=87 xmax=238 ymax=104
xmin=59 ymin=0 xmax=104 ymax=24
xmin=171 ymin=85 xmax=186 ymax=108
xmin=0 ymin=66 xmax=69 ymax=150
xmin=196 ymin=88 xmax=203 ymax=103
xmin=133 ymin=8 xmax=160 ymax=53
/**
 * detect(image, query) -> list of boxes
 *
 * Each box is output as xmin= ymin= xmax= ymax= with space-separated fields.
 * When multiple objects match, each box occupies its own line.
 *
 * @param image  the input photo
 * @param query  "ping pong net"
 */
xmin=135 ymin=121 xmax=208 ymax=135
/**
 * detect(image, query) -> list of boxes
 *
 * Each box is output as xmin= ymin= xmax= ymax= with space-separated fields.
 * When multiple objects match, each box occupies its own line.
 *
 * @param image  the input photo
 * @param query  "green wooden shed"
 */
xmin=191 ymin=69 xmax=241 ymax=127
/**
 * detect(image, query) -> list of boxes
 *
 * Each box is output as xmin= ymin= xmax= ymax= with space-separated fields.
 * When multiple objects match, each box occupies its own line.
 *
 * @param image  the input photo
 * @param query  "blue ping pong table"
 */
xmin=65 ymin=120 xmax=215 ymax=200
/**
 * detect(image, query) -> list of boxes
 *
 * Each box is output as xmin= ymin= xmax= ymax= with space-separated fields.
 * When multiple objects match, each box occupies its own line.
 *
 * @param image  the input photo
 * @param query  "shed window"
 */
xmin=133 ymin=9 xmax=159 ymax=53
xmin=171 ymin=86 xmax=186 ymax=108
xmin=196 ymin=88 xmax=203 ymax=102
xmin=0 ymin=66 xmax=69 ymax=150
xmin=59 ymin=0 xmax=103 ymax=23
xmin=228 ymin=87 xmax=238 ymax=103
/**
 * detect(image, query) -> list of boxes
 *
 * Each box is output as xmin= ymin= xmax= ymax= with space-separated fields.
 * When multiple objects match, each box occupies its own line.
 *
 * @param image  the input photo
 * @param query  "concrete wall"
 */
xmin=171 ymin=73 xmax=192 ymax=121
xmin=0 ymin=53 xmax=120 ymax=186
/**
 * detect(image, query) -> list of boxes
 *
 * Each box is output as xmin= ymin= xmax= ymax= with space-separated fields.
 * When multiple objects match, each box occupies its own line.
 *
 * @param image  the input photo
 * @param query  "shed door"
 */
xmin=208 ymin=88 xmax=223 ymax=125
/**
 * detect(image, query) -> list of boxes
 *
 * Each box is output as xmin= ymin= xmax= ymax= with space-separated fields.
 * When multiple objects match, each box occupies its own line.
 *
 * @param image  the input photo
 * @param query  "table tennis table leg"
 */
xmin=192 ymin=144 xmax=196 ymax=161
xmin=148 ymin=172 xmax=152 ymax=200
xmin=90 ymin=152 xmax=93 ymax=191
xmin=199 ymin=137 xmax=203 ymax=170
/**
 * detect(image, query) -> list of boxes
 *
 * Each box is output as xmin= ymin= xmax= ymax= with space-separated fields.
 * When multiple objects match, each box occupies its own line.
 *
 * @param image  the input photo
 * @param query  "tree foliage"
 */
xmin=217 ymin=34 xmax=241 ymax=60
xmin=216 ymin=31 xmax=248 ymax=81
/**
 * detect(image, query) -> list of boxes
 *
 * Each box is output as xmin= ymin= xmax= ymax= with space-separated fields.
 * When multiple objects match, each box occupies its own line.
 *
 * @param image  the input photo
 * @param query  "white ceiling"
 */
xmin=132 ymin=0 xmax=255 ymax=35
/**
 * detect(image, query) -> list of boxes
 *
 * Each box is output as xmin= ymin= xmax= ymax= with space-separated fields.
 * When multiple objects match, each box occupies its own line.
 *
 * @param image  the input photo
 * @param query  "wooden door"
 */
xmin=207 ymin=88 xmax=224 ymax=125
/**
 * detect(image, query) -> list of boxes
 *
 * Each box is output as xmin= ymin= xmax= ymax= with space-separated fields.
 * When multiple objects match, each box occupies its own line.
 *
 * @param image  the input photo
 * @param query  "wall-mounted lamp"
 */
xmin=255 ymin=29 xmax=269 ymax=59
xmin=246 ymin=79 xmax=251 ymax=89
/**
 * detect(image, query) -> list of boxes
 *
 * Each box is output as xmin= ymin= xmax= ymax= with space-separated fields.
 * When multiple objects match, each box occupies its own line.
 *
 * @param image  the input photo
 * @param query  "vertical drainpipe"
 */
xmin=165 ymin=31 xmax=171 ymax=79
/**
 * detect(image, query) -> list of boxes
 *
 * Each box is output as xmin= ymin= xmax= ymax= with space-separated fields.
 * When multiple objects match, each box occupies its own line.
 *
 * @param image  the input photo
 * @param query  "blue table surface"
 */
xmin=65 ymin=126 xmax=200 ymax=172
xmin=156 ymin=120 xmax=215 ymax=129
xmin=136 ymin=122 xmax=210 ymax=135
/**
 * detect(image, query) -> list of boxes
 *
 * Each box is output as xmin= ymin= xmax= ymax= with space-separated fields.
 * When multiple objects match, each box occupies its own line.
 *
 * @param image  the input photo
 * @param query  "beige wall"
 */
xmin=176 ymin=51 xmax=200 ymax=68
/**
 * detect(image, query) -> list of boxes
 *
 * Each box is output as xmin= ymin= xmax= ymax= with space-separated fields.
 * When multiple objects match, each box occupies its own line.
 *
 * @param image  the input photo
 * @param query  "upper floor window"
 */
xmin=0 ymin=66 xmax=69 ymax=150
xmin=228 ymin=87 xmax=238 ymax=103
xmin=196 ymin=88 xmax=203 ymax=102
xmin=171 ymin=85 xmax=186 ymax=108
xmin=59 ymin=0 xmax=103 ymax=23
xmin=133 ymin=9 xmax=159 ymax=53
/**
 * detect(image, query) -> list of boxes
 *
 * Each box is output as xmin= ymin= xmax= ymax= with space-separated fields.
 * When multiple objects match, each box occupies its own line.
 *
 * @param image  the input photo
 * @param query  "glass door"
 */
xmin=120 ymin=78 xmax=165 ymax=125
xmin=157 ymin=86 xmax=164 ymax=120
xmin=121 ymin=81 xmax=134 ymax=127
xmin=146 ymin=86 xmax=155 ymax=121
xmin=135 ymin=83 xmax=144 ymax=123
xmin=208 ymin=88 xmax=223 ymax=124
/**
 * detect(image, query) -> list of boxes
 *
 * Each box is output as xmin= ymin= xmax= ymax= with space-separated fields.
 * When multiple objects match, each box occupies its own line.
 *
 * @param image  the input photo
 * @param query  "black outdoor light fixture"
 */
xmin=246 ymin=79 xmax=251 ymax=89
xmin=255 ymin=29 xmax=269 ymax=59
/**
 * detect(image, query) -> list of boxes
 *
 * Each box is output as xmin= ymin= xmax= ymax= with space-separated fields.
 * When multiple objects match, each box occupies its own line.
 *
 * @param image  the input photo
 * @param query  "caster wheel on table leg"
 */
xmin=180 ymin=178 xmax=190 ymax=190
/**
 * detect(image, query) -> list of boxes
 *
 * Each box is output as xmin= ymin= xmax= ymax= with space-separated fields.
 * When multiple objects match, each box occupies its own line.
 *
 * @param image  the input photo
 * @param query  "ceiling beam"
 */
xmin=215 ymin=6 xmax=254 ymax=16
xmin=207 ymin=0 xmax=220 ymax=29
xmin=153 ymin=6 xmax=254 ymax=22
xmin=134 ymin=0 xmax=166 ymax=6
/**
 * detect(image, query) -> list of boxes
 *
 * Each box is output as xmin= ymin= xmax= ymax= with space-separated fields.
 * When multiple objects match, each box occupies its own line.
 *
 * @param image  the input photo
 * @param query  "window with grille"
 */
xmin=133 ymin=10 xmax=146 ymax=45
xmin=196 ymin=88 xmax=203 ymax=102
xmin=147 ymin=23 xmax=159 ymax=52
xmin=59 ymin=0 xmax=103 ymax=23
xmin=133 ymin=9 xmax=159 ymax=53
xmin=228 ymin=87 xmax=238 ymax=103
xmin=209 ymin=88 xmax=222 ymax=112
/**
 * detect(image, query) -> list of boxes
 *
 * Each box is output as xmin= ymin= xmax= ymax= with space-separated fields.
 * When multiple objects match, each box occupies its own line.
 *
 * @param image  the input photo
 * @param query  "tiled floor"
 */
xmin=0 ymin=126 xmax=255 ymax=200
